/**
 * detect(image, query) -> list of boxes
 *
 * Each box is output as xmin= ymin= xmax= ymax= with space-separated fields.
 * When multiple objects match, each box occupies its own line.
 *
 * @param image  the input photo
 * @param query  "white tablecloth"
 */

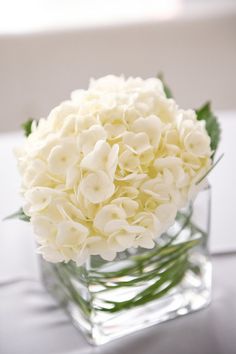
xmin=0 ymin=111 xmax=236 ymax=354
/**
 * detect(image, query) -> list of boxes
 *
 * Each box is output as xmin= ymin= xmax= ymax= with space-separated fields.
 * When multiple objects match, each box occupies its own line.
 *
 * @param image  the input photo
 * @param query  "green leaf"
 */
xmin=3 ymin=207 xmax=30 ymax=222
xmin=195 ymin=102 xmax=221 ymax=155
xmin=21 ymin=118 xmax=34 ymax=137
xmin=157 ymin=73 xmax=173 ymax=99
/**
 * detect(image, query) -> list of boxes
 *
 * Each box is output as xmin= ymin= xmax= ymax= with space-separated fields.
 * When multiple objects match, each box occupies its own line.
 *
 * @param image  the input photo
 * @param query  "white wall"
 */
xmin=0 ymin=11 xmax=236 ymax=131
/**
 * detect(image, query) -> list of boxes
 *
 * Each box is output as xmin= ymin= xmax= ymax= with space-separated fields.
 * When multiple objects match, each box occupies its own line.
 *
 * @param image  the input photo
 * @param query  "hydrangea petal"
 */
xmin=80 ymin=171 xmax=115 ymax=204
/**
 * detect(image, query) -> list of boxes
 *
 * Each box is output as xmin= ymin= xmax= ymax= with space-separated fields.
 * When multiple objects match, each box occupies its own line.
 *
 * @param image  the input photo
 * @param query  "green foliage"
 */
xmin=195 ymin=102 xmax=221 ymax=155
xmin=21 ymin=118 xmax=34 ymax=137
xmin=3 ymin=208 xmax=30 ymax=222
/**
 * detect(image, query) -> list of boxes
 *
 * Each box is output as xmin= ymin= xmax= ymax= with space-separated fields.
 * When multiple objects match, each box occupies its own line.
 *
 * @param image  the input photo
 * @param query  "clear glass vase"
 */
xmin=41 ymin=186 xmax=212 ymax=345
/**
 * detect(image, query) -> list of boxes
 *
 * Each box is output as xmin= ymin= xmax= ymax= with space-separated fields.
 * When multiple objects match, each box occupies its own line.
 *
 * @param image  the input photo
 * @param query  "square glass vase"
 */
xmin=41 ymin=186 xmax=212 ymax=345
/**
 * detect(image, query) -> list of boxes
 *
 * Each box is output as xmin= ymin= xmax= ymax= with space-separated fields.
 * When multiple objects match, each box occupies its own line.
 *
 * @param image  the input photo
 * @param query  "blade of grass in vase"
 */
xmin=104 ymin=255 xmax=186 ymax=305
xmin=95 ymin=238 xmax=200 ymax=289
xmin=92 ymin=243 xmax=198 ymax=291
xmin=88 ymin=227 xmax=196 ymax=283
xmin=99 ymin=257 xmax=188 ymax=312
xmin=196 ymin=153 xmax=224 ymax=185
xmin=88 ymin=208 xmax=193 ymax=279
xmin=90 ymin=237 xmax=201 ymax=288
xmin=131 ymin=265 xmax=187 ymax=308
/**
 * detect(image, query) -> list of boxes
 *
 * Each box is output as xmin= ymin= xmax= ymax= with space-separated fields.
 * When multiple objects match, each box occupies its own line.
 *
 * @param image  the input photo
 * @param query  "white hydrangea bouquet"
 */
xmin=9 ymin=75 xmax=220 ymax=345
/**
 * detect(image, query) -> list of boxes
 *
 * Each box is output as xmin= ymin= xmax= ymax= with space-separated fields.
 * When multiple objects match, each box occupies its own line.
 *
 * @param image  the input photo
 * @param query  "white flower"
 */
xmin=15 ymin=75 xmax=213 ymax=265
xmin=154 ymin=157 xmax=187 ymax=187
xmin=59 ymin=114 xmax=80 ymax=137
xmin=105 ymin=219 xmax=146 ymax=252
xmin=56 ymin=220 xmax=89 ymax=247
xmin=123 ymin=132 xmax=151 ymax=155
xmin=37 ymin=245 xmax=65 ymax=263
xmin=178 ymin=113 xmax=211 ymax=157
xmin=32 ymin=215 xmax=57 ymax=242
xmin=184 ymin=131 xmax=211 ymax=156
xmin=155 ymin=96 xmax=178 ymax=123
xmin=48 ymin=101 xmax=79 ymax=131
xmin=104 ymin=122 xmax=126 ymax=139
xmin=80 ymin=171 xmax=115 ymax=204
xmin=78 ymin=124 xmax=107 ymax=155
xmin=162 ymin=128 xmax=181 ymax=155
xmin=89 ymin=75 xmax=126 ymax=92
xmin=134 ymin=212 xmax=160 ymax=234
xmin=94 ymin=204 xmax=126 ymax=232
xmin=139 ymin=148 xmax=155 ymax=166
xmin=48 ymin=141 xmax=79 ymax=175
xmin=56 ymin=199 xmax=86 ymax=222
xmin=80 ymin=140 xmax=119 ymax=178
xmin=65 ymin=164 xmax=81 ymax=189
xmin=119 ymin=149 xmax=140 ymax=172
xmin=111 ymin=197 xmax=139 ymax=218
xmin=132 ymin=115 xmax=162 ymax=149
xmin=141 ymin=178 xmax=172 ymax=202
xmin=115 ymin=186 xmax=139 ymax=199
xmin=24 ymin=187 xmax=65 ymax=214
xmin=86 ymin=236 xmax=117 ymax=261
xmin=22 ymin=159 xmax=48 ymax=188
xmin=134 ymin=230 xmax=155 ymax=249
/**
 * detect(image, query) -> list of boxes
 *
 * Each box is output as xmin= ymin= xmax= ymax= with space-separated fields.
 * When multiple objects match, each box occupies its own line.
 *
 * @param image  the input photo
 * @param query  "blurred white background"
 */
xmin=0 ymin=0 xmax=236 ymax=33
xmin=0 ymin=0 xmax=235 ymax=131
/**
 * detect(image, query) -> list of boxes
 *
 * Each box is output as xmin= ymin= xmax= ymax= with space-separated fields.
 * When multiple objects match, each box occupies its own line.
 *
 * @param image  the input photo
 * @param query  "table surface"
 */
xmin=0 ymin=111 xmax=236 ymax=354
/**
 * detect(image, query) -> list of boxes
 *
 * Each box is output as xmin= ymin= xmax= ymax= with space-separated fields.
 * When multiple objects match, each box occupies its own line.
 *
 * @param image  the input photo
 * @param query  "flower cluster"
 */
xmin=16 ymin=76 xmax=212 ymax=265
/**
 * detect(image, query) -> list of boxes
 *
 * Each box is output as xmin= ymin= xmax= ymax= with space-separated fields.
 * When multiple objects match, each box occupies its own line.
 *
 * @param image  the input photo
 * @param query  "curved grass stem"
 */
xmin=45 ymin=207 xmax=206 ymax=316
